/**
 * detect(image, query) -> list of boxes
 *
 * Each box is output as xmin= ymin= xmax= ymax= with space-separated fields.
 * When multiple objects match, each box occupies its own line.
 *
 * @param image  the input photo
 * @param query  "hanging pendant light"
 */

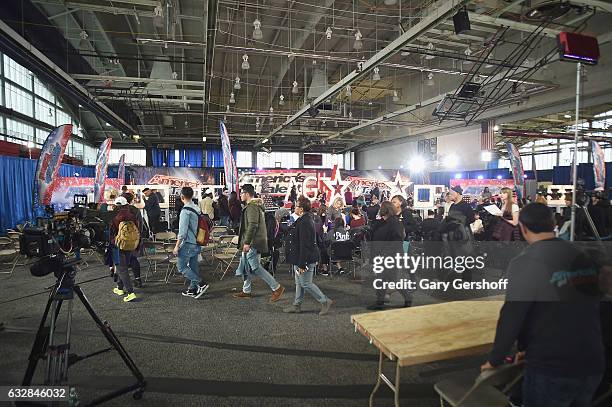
xmin=226 ymin=104 xmax=230 ymax=113
xmin=425 ymin=73 xmax=435 ymax=86
xmin=292 ymin=80 xmax=299 ymax=94
xmin=153 ymin=5 xmax=164 ymax=28
xmin=241 ymin=54 xmax=250 ymax=70
xmin=79 ymin=30 xmax=89 ymax=49
xmin=229 ymin=92 xmax=236 ymax=104
xmin=234 ymin=76 xmax=241 ymax=89
xmin=346 ymin=85 xmax=352 ymax=97
xmin=425 ymin=42 xmax=435 ymax=60
xmin=269 ymin=106 xmax=274 ymax=116
xmin=325 ymin=27 xmax=332 ymax=40
xmin=252 ymin=18 xmax=263 ymax=40
xmin=171 ymin=71 xmax=178 ymax=79
xmin=279 ymin=94 xmax=285 ymax=105
xmin=348 ymin=111 xmax=353 ymax=118
xmin=372 ymin=67 xmax=381 ymax=81
xmin=353 ymin=30 xmax=363 ymax=50
xmin=463 ymin=46 xmax=473 ymax=65
xmin=392 ymin=90 xmax=400 ymax=102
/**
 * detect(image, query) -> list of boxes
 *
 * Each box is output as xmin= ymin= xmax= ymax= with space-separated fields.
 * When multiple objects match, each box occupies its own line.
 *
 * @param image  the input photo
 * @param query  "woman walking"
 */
xmin=284 ymin=196 xmax=333 ymax=315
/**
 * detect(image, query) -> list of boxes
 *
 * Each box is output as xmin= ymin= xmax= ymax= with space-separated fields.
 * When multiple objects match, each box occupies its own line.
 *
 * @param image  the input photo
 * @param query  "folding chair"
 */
xmin=214 ymin=235 xmax=240 ymax=280
xmin=434 ymin=361 xmax=524 ymax=406
xmin=329 ymin=240 xmax=356 ymax=277
xmin=0 ymin=237 xmax=19 ymax=276
xmin=141 ymin=240 xmax=173 ymax=283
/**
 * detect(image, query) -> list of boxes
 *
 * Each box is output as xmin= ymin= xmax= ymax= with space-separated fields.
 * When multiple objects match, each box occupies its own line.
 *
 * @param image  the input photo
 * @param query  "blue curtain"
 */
xmin=0 ymin=156 xmax=94 ymax=233
xmin=177 ymin=148 xmax=203 ymax=167
xmin=206 ymin=149 xmax=237 ymax=168
xmin=152 ymin=148 xmax=175 ymax=167
xmin=429 ymin=168 xmax=512 ymax=186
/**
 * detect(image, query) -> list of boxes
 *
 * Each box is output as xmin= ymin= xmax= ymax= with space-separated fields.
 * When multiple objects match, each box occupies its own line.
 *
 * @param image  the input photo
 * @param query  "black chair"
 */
xmin=329 ymin=240 xmax=355 ymax=276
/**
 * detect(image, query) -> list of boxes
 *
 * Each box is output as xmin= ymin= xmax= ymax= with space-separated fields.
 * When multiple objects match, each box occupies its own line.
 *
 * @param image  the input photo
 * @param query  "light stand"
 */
xmin=569 ymin=62 xmax=581 ymax=242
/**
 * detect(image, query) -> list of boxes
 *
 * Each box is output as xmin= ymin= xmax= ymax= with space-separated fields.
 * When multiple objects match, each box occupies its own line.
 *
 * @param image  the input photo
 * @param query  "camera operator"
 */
xmin=110 ymin=194 xmax=142 ymax=302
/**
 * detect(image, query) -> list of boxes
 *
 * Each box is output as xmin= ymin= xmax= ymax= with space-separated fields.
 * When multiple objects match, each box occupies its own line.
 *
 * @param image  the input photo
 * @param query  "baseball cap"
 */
xmin=114 ymin=196 xmax=128 ymax=206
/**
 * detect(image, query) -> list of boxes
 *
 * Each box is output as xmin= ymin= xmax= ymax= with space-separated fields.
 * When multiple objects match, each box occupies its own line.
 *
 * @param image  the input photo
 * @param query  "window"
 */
xmin=109 ymin=148 xmax=146 ymax=166
xmin=236 ymin=151 xmax=253 ymax=168
xmin=33 ymin=77 xmax=54 ymax=102
xmin=34 ymin=98 xmax=55 ymax=126
xmin=3 ymin=55 xmax=32 ymax=90
xmin=56 ymin=109 xmax=71 ymax=127
xmin=5 ymin=83 xmax=33 ymax=116
xmin=5 ymin=118 xmax=34 ymax=145
xmin=344 ymin=151 xmax=355 ymax=170
xmin=83 ymin=145 xmax=97 ymax=165
xmin=256 ymin=151 xmax=299 ymax=168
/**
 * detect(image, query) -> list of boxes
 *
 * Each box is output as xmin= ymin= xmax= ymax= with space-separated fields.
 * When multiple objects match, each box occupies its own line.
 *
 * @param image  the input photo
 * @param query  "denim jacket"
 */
xmin=178 ymin=201 xmax=200 ymax=246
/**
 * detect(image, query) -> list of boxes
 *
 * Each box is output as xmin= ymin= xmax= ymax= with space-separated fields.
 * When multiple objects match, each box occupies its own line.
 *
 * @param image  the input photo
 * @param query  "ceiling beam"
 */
xmin=72 ymin=73 xmax=206 ymax=86
xmin=467 ymin=13 xmax=562 ymax=37
xmin=261 ymin=0 xmax=469 ymax=144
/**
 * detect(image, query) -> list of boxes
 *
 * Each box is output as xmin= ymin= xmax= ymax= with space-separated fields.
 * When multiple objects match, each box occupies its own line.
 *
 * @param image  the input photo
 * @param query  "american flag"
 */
xmin=481 ymin=120 xmax=495 ymax=151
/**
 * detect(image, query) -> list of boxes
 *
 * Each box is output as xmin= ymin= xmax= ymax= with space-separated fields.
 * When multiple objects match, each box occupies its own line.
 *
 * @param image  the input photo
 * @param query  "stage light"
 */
xmin=79 ymin=30 xmax=89 ymax=49
xmin=234 ymin=76 xmax=241 ymax=89
xmin=454 ymin=173 xmax=462 ymax=179
xmin=74 ymin=172 xmax=80 ymax=177
xmin=279 ymin=94 xmax=285 ymax=105
xmin=354 ymin=30 xmax=363 ymax=50
xmin=153 ymin=5 xmax=164 ymax=28
xmin=442 ymin=153 xmax=459 ymax=168
xmin=477 ymin=175 xmax=484 ymax=180
xmin=481 ymin=151 xmax=492 ymax=162
xmin=241 ymin=54 xmax=250 ymax=70
xmin=172 ymin=71 xmax=178 ymax=79
xmin=325 ymin=27 xmax=332 ymax=40
xmin=496 ymin=175 xmax=502 ymax=180
xmin=252 ymin=18 xmax=263 ymax=40
xmin=409 ymin=156 xmax=426 ymax=173
xmin=269 ymin=106 xmax=274 ymax=116
xmin=400 ymin=164 xmax=404 ymax=169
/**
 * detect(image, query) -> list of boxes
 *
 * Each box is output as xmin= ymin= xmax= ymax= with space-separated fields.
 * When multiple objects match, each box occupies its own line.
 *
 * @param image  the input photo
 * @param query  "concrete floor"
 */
xmin=0 ymin=254 xmax=498 ymax=406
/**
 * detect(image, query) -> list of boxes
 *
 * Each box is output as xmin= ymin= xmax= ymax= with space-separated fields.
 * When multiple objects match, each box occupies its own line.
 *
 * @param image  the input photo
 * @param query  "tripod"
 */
xmin=22 ymin=264 xmax=146 ymax=405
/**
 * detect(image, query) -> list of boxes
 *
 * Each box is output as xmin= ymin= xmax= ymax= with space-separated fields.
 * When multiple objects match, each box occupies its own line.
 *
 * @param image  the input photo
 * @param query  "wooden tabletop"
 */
xmin=351 ymin=300 xmax=503 ymax=367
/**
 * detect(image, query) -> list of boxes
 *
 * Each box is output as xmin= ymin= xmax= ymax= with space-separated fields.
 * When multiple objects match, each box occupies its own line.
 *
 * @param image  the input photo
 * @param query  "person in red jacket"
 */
xmin=110 ymin=193 xmax=142 ymax=302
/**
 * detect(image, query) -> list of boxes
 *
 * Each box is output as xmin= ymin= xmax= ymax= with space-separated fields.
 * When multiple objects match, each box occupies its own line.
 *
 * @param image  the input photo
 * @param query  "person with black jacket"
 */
xmin=366 ymin=195 xmax=381 ymax=222
xmin=143 ymin=187 xmax=161 ymax=233
xmin=367 ymin=201 xmax=412 ymax=311
xmin=391 ymin=195 xmax=419 ymax=243
xmin=283 ymin=196 xmax=333 ymax=315
xmin=218 ymin=189 xmax=231 ymax=227
xmin=482 ymin=203 xmax=604 ymax=407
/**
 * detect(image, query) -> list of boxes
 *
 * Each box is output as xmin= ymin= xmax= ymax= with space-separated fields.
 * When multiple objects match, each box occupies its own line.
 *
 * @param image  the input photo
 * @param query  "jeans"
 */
xmin=235 ymin=248 xmax=280 ymax=294
xmin=219 ymin=215 xmax=230 ymax=226
xmin=177 ymin=243 xmax=202 ymax=290
xmin=113 ymin=248 xmax=134 ymax=294
xmin=522 ymin=369 xmax=603 ymax=407
xmin=292 ymin=264 xmax=328 ymax=306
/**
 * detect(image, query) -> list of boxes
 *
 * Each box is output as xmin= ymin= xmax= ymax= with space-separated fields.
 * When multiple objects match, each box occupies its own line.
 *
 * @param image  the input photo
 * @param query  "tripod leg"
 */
xmin=73 ymin=285 xmax=145 ymax=405
xmin=22 ymin=287 xmax=63 ymax=386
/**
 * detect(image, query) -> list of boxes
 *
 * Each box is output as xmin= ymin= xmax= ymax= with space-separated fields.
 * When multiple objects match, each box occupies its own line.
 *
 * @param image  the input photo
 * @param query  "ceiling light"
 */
xmin=372 ymin=67 xmax=381 ymax=81
xmin=496 ymin=175 xmax=502 ymax=180
xmin=105 ymin=122 xmax=111 ymax=127
xmin=153 ymin=5 xmax=164 ymax=28
xmin=425 ymin=42 xmax=435 ymax=60
xmin=226 ymin=104 xmax=230 ymax=113
xmin=292 ymin=80 xmax=299 ymax=94
xmin=493 ymin=125 xmax=499 ymax=131
xmin=425 ymin=72 xmax=435 ymax=86
xmin=234 ymin=76 xmax=241 ymax=89
xmin=348 ymin=111 xmax=353 ymax=118
xmin=346 ymin=85 xmax=352 ymax=97
xmin=229 ymin=92 xmax=236 ymax=104
xmin=392 ymin=90 xmax=400 ymax=102
xmin=279 ymin=94 xmax=285 ymax=105
xmin=354 ymin=29 xmax=363 ymax=50
xmin=252 ymin=18 xmax=263 ymax=40
xmin=477 ymin=175 xmax=484 ymax=180
xmin=133 ymin=134 xmax=140 ymax=141
xmin=325 ymin=27 xmax=332 ymax=40
xmin=79 ymin=30 xmax=88 ymax=49
xmin=543 ymin=129 xmax=548 ymax=134
xmin=171 ymin=71 xmax=178 ymax=80
xmin=262 ymin=138 xmax=269 ymax=144
xmin=241 ymin=54 xmax=250 ymax=70
xmin=202 ymin=136 xmax=207 ymax=142
xmin=564 ymin=114 xmax=571 ymax=119
xmin=269 ymin=106 xmax=274 ymax=116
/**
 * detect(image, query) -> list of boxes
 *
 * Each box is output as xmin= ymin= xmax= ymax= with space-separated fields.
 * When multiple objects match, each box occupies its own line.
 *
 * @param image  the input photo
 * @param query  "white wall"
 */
xmin=357 ymin=127 xmax=486 ymax=171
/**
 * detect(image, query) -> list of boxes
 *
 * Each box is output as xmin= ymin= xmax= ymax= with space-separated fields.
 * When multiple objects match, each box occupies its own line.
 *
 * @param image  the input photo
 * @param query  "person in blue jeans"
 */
xmin=232 ymin=184 xmax=285 ymax=302
xmin=283 ymin=196 xmax=333 ymax=315
xmin=482 ymin=203 xmax=604 ymax=407
xmin=172 ymin=187 xmax=209 ymax=299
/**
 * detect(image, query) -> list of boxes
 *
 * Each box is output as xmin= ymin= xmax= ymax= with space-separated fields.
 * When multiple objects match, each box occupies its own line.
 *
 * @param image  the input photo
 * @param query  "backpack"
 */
xmin=115 ymin=221 xmax=140 ymax=251
xmin=184 ymin=207 xmax=212 ymax=246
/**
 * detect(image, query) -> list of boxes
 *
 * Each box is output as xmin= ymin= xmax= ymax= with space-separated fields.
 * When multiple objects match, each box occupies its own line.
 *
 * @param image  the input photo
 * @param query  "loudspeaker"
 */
xmin=453 ymin=10 xmax=470 ymax=35
xmin=558 ymin=32 xmax=599 ymax=65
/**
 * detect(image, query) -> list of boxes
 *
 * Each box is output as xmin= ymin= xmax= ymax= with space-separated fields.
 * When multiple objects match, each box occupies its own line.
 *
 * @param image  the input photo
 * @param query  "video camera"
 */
xmin=20 ymin=195 xmax=108 ymax=278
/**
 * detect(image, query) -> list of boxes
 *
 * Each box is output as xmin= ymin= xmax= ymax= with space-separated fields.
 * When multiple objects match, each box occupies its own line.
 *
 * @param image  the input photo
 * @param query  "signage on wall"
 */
xmin=303 ymin=153 xmax=323 ymax=166
xmin=418 ymin=138 xmax=437 ymax=160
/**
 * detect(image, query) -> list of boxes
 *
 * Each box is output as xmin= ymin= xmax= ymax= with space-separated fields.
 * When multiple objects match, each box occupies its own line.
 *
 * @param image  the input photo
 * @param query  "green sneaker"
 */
xmin=123 ymin=292 xmax=137 ymax=302
xmin=113 ymin=288 xmax=125 ymax=296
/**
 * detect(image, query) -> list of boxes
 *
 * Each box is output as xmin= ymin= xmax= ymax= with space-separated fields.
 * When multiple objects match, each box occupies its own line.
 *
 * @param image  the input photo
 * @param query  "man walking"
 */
xmin=143 ymin=187 xmax=161 ymax=233
xmin=173 ymin=187 xmax=209 ymax=299
xmin=233 ymin=184 xmax=284 ymax=302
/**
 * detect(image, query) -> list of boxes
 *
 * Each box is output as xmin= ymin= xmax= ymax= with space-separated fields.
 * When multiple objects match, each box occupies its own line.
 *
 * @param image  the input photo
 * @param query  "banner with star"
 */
xmin=33 ymin=124 xmax=73 ymax=207
xmin=93 ymin=137 xmax=112 ymax=203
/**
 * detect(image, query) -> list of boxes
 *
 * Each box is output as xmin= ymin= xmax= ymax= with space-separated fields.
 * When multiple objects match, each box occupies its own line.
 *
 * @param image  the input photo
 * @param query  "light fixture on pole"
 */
xmin=234 ymin=76 xmax=241 ymax=89
xmin=252 ymin=18 xmax=263 ymax=40
xmin=425 ymin=72 xmax=435 ymax=86
xmin=325 ymin=27 xmax=332 ymax=40
xmin=292 ymin=80 xmax=299 ymax=94
xmin=241 ymin=54 xmax=250 ymax=70
xmin=372 ymin=67 xmax=381 ymax=81
xmin=392 ymin=90 xmax=400 ymax=102
xmin=425 ymin=42 xmax=435 ymax=60
xmin=229 ymin=92 xmax=236 ymax=104
xmin=279 ymin=94 xmax=285 ymax=105
xmin=353 ymin=29 xmax=363 ymax=50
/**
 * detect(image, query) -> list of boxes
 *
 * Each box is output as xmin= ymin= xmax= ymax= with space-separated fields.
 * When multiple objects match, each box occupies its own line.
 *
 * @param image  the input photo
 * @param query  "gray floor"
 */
xmin=0 ymin=254 xmax=496 ymax=406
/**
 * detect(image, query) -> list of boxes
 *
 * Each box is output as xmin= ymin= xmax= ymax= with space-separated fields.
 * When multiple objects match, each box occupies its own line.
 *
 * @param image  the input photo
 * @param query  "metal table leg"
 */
xmin=369 ymin=350 xmax=384 ymax=407
xmin=369 ymin=350 xmax=401 ymax=407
